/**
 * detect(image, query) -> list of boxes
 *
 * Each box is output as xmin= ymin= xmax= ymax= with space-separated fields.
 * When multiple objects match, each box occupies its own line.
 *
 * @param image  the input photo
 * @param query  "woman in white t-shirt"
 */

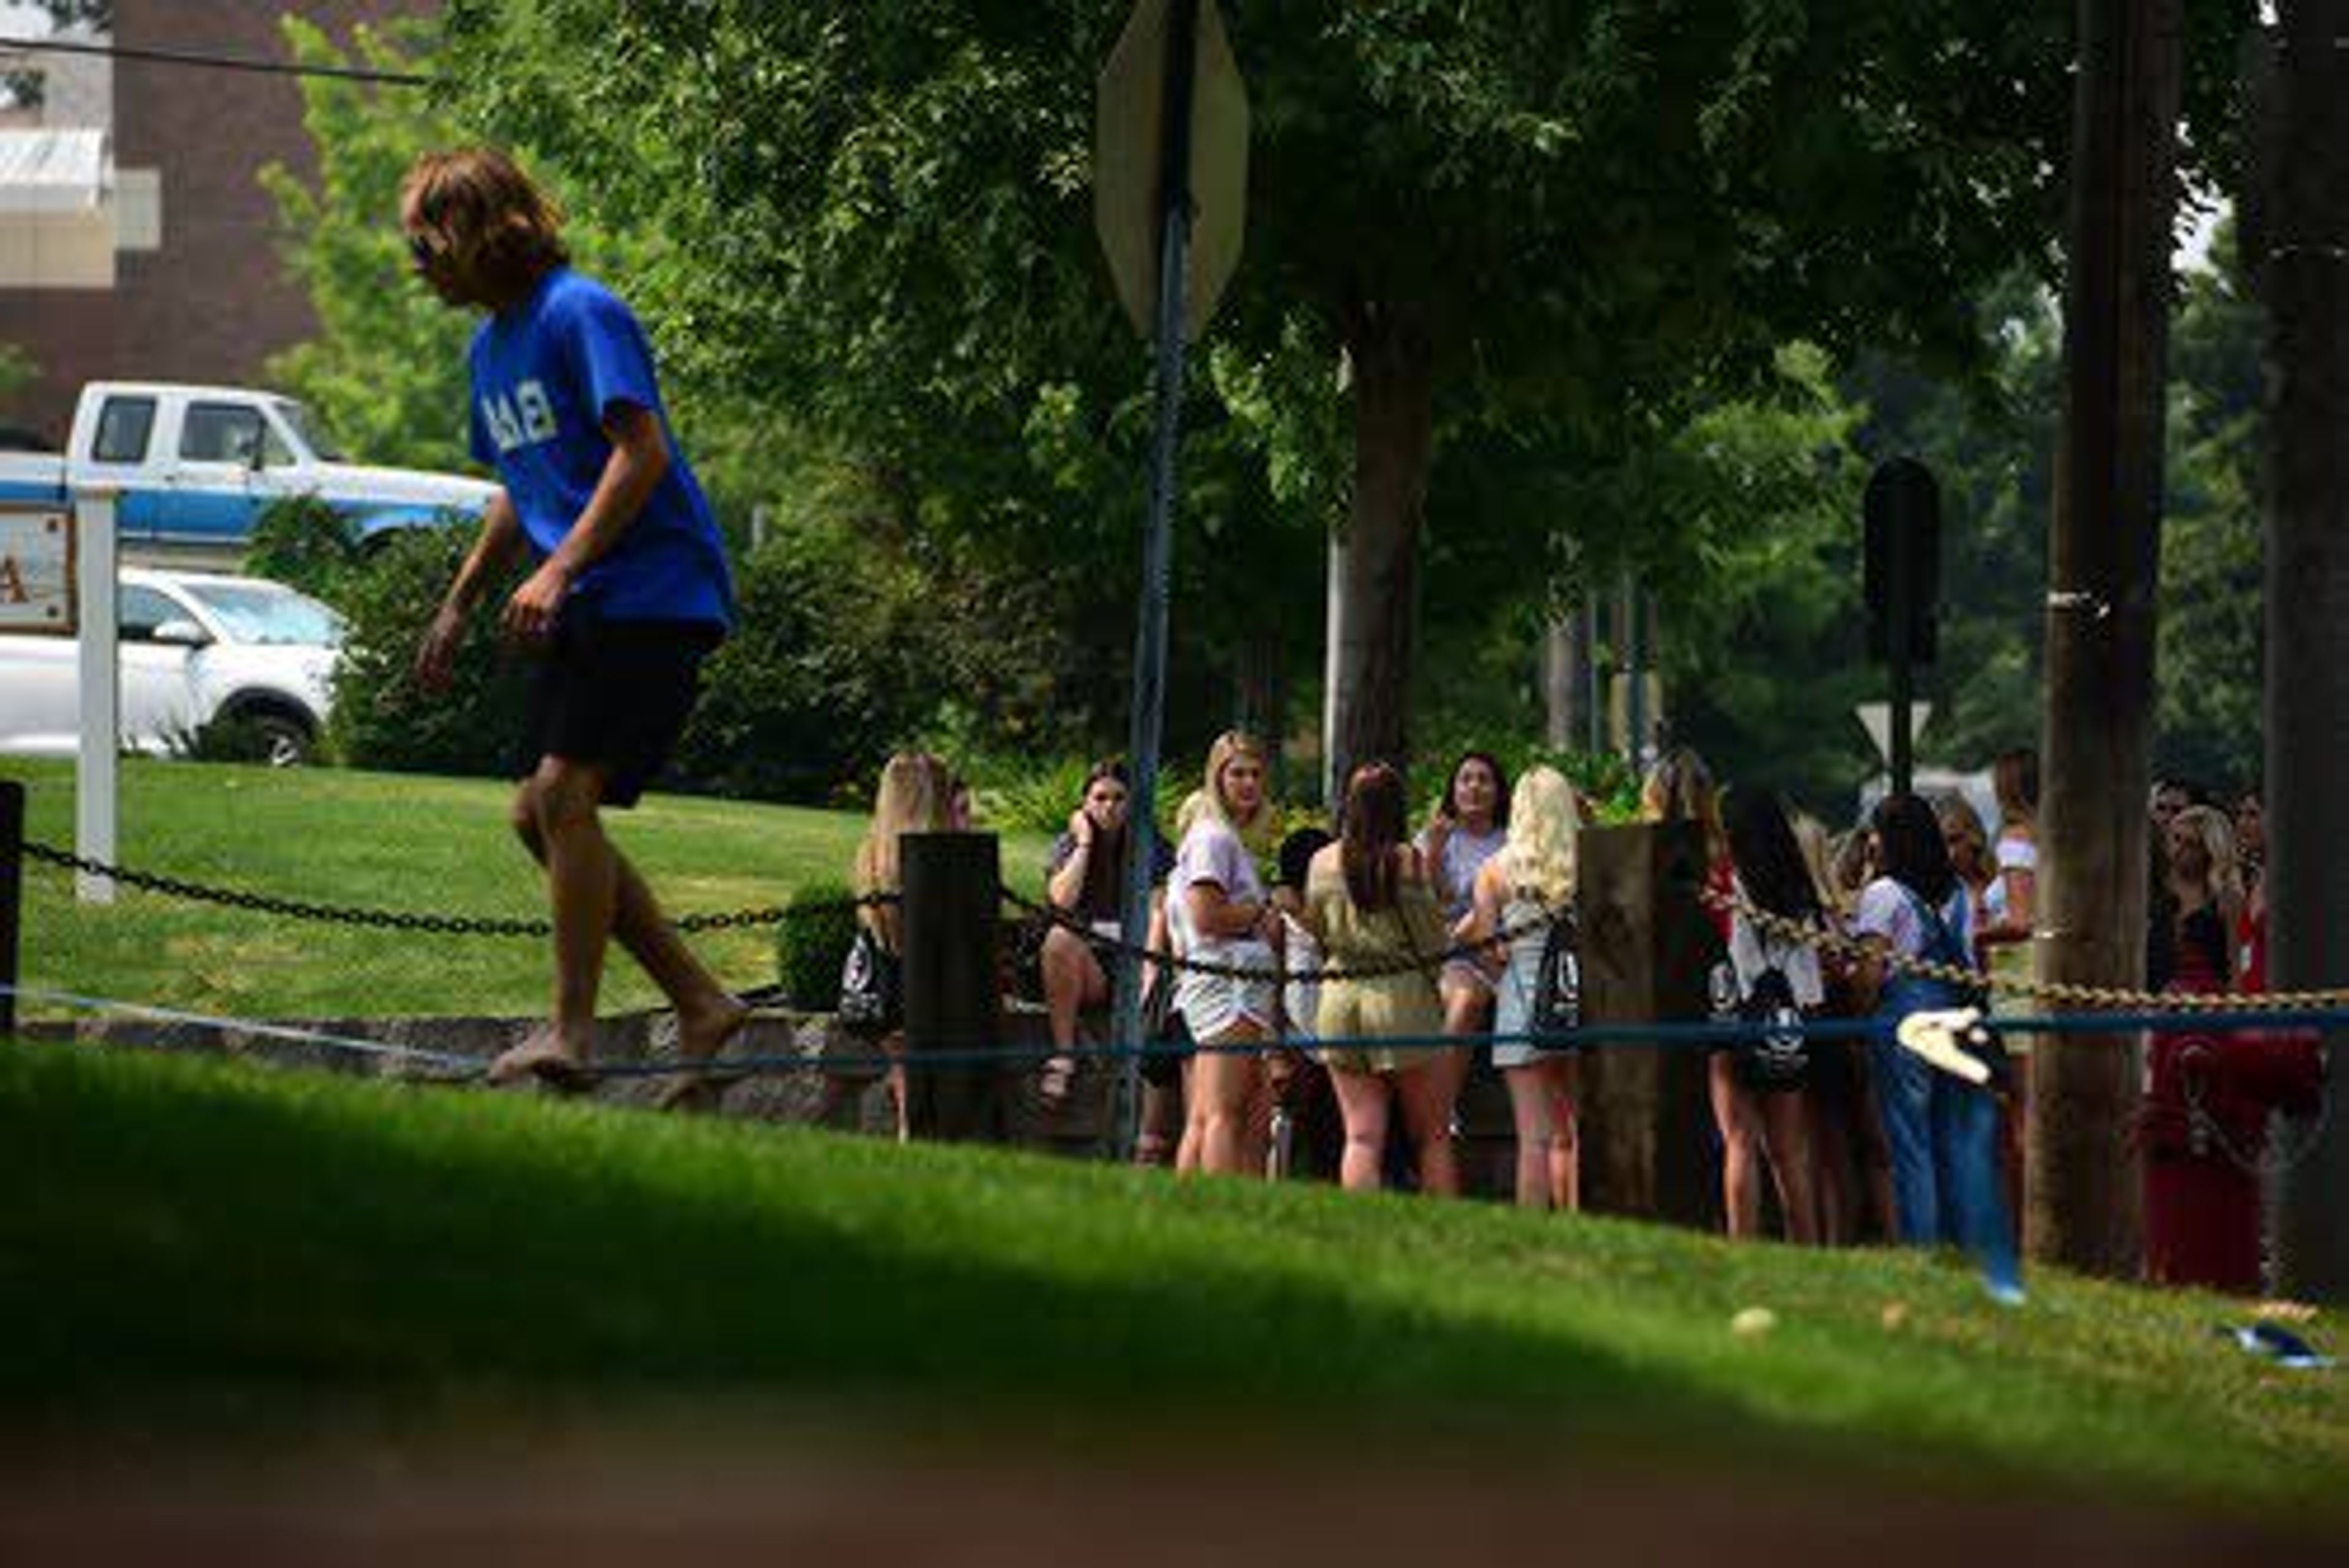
xmin=1168 ymin=730 xmax=1282 ymax=1178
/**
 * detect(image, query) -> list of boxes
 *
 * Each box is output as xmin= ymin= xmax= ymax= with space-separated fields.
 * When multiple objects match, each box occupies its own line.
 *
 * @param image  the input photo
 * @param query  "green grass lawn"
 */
xmin=1 ymin=757 xmax=1048 ymax=1020
xmin=1 ymin=1041 xmax=2342 ymax=1516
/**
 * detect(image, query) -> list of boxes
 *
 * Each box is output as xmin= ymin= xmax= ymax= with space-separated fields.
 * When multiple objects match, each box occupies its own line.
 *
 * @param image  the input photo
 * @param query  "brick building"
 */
xmin=0 ymin=1 xmax=431 ymax=444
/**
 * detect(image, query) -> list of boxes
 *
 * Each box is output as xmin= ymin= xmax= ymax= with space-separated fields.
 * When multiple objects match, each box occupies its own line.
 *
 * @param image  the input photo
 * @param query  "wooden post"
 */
xmin=2266 ymin=1 xmax=2349 ymax=1301
xmin=2030 ymin=0 xmax=2180 ymax=1276
xmin=1 ymin=779 xmax=22 ymax=1038
xmin=1575 ymin=821 xmax=1720 ymax=1228
xmin=901 ymin=831 xmax=1005 ymax=1142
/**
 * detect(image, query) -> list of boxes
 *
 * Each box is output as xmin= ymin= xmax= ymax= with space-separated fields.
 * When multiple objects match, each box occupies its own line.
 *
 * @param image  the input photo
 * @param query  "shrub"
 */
xmin=327 ymin=527 xmax=529 ymax=778
xmin=667 ymin=530 xmax=908 ymax=804
xmin=245 ymin=496 xmax=364 ymax=604
xmin=773 ymin=877 xmax=863 ymax=1010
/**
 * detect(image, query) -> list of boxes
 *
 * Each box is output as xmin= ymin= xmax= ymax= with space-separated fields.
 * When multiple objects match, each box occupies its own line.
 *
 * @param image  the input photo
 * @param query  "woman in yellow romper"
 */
xmin=1304 ymin=762 xmax=1456 ymax=1196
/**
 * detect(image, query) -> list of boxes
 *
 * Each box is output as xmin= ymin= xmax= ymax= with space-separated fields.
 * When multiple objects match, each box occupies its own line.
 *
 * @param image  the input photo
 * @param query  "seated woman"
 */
xmin=1417 ymin=751 xmax=1513 ymax=1140
xmin=851 ymin=750 xmax=955 ymax=1140
xmin=1038 ymin=759 xmax=1170 ymax=1106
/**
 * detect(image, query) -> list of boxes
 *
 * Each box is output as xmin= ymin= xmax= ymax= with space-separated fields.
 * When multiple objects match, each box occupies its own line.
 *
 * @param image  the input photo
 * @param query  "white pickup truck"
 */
xmin=0 ymin=381 xmax=495 ymax=554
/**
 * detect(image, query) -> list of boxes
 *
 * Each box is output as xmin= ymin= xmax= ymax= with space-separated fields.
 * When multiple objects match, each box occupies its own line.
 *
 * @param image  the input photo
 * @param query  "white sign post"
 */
xmin=73 ymin=490 xmax=118 ymax=905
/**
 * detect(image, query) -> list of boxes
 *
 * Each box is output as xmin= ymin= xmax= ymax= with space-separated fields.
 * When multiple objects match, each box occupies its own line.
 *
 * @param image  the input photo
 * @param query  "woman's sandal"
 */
xmin=1037 ymin=1055 xmax=1077 ymax=1109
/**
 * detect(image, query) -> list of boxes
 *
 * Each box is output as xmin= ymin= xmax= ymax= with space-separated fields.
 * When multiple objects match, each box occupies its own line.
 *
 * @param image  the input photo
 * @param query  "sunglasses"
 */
xmin=406 ymin=232 xmax=444 ymax=269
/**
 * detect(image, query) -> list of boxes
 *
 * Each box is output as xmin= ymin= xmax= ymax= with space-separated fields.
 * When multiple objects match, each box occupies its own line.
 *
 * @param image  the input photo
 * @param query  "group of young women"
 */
xmin=847 ymin=734 xmax=2311 ymax=1287
xmin=984 ymin=733 xmax=2016 ymax=1265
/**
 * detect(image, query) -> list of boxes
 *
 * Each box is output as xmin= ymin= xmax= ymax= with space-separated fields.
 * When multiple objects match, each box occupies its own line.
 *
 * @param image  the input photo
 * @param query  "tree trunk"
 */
xmin=1233 ymin=629 xmax=1288 ymax=797
xmin=1322 ymin=531 xmax=1345 ymax=806
xmin=1542 ymin=611 xmax=1583 ymax=751
xmin=1327 ymin=300 xmax=1434 ymax=795
xmin=2266 ymin=1 xmax=2349 ymax=1301
xmin=2028 ymin=0 xmax=2180 ymax=1277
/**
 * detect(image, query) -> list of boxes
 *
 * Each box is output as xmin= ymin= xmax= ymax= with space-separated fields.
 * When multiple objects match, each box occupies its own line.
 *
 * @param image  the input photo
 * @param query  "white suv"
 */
xmin=0 ymin=568 xmax=342 ymax=766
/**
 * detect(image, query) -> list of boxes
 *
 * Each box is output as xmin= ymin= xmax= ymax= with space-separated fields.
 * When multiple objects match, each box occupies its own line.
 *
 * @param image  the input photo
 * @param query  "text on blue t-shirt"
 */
xmin=468 ymin=268 xmax=733 ymax=626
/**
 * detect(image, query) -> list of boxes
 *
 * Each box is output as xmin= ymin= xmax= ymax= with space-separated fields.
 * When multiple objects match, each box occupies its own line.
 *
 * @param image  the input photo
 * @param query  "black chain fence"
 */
xmin=18 ymin=839 xmax=887 ymax=937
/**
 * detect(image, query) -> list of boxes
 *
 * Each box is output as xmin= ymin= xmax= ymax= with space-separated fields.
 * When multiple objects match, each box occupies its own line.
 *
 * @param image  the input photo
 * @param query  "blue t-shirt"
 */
xmin=467 ymin=269 xmax=733 ymax=627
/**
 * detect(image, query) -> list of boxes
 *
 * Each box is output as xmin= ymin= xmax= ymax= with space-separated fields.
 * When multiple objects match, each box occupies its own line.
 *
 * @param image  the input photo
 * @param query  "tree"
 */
xmin=2266 ymin=0 xmax=2349 ymax=1301
xmin=2157 ymin=223 xmax=2265 ymax=790
xmin=436 ymin=1 xmax=2102 ymax=793
xmin=1 ymin=1 xmax=114 ymax=113
xmin=260 ymin=18 xmax=475 ymax=474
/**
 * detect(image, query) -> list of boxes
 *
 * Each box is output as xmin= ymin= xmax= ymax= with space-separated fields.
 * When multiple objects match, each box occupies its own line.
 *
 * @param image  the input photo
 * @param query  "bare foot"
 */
xmin=677 ymin=994 xmax=752 ymax=1071
xmin=656 ymin=1076 xmax=728 ymax=1115
xmin=485 ymin=1038 xmax=598 ymax=1093
xmin=656 ymin=995 xmax=753 ymax=1114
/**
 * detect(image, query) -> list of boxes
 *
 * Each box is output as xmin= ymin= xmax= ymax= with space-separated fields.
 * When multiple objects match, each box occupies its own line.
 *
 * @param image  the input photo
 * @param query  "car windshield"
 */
xmin=179 ymin=582 xmax=344 ymax=647
xmin=272 ymin=399 xmax=344 ymax=462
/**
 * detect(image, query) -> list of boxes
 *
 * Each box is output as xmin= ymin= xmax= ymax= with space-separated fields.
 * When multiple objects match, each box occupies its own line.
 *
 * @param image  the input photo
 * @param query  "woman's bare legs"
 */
xmin=1176 ymin=1058 xmax=1203 ymax=1174
xmin=1757 ymin=1089 xmax=1820 ymax=1244
xmin=1193 ymin=1021 xmax=1269 ymax=1178
xmin=1329 ymin=1066 xmax=1393 ymax=1193
xmin=1505 ymin=1055 xmax=1581 ymax=1210
xmin=1430 ymin=974 xmax=1489 ymax=1161
xmin=1393 ymin=1061 xmax=1460 ymax=1197
xmin=1038 ymin=925 xmax=1107 ymax=1101
xmin=1136 ymin=1077 xmax=1184 ymax=1167
xmin=1710 ymin=1053 xmax=1766 ymax=1238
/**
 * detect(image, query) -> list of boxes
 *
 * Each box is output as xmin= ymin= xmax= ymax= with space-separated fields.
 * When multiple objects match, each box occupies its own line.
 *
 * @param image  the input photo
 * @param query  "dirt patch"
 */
xmin=1 ymin=1430 xmax=2337 ymax=1566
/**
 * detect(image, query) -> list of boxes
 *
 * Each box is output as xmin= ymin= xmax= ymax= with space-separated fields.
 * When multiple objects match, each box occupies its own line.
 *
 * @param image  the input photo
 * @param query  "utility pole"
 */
xmin=2030 ymin=0 xmax=2181 ymax=1276
xmin=2266 ymin=1 xmax=2349 ymax=1302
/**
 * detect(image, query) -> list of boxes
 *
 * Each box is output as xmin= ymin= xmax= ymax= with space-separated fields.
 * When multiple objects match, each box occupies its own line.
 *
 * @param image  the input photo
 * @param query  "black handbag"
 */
xmin=1138 ymin=963 xmax=1193 ymax=1088
xmin=838 ymin=925 xmax=903 ymax=1038
xmin=1530 ymin=905 xmax=1584 ymax=1048
xmin=1732 ymin=958 xmax=1811 ymax=1093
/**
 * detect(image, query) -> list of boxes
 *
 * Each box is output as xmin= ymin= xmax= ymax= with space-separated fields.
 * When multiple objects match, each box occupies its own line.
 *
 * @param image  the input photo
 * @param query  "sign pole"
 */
xmin=1888 ymin=497 xmax=1915 ymax=799
xmin=1 ymin=778 xmax=22 ymax=1039
xmin=73 ymin=489 xmax=117 ymax=906
xmin=1110 ymin=0 xmax=1202 ymax=1161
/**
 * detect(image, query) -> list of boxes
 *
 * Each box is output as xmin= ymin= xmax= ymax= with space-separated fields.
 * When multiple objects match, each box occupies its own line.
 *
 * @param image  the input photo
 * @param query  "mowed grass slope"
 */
xmin=1 ymin=1042 xmax=2343 ymax=1517
xmin=1 ymin=757 xmax=1048 ymax=1019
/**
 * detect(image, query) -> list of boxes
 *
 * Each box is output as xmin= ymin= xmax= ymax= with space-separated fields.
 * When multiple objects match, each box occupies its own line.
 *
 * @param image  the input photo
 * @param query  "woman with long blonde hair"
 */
xmin=1467 ymin=765 xmax=1583 ymax=1210
xmin=1168 ymin=731 xmax=1283 ymax=1176
xmin=852 ymin=750 xmax=954 ymax=1137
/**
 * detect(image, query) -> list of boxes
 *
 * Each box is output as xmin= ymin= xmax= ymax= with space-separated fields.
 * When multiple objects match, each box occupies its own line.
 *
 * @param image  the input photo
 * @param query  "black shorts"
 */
xmin=518 ymin=610 xmax=722 ymax=808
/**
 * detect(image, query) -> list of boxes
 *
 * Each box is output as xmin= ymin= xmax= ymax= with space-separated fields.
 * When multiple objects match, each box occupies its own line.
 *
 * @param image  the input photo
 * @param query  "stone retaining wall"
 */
xmin=19 ymin=1006 xmax=1542 ymax=1197
xmin=19 ymin=1003 xmax=1127 ymax=1158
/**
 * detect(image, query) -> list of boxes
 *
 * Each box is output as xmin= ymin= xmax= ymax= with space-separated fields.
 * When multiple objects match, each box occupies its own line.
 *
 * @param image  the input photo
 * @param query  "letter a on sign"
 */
xmin=0 ymin=507 xmax=75 ymax=634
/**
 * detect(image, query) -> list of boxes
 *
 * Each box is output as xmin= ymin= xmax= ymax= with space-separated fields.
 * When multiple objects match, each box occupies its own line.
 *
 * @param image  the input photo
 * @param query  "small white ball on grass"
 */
xmin=1731 ymin=1306 xmax=1777 ymax=1338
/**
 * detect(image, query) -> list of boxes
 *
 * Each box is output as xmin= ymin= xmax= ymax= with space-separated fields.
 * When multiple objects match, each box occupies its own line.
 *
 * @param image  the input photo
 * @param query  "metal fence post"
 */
xmin=1 ymin=779 xmax=23 ymax=1038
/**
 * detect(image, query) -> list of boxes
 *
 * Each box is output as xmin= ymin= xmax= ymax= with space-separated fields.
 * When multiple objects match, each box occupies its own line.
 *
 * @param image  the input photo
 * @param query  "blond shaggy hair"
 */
xmin=1495 ymin=765 xmax=1582 ymax=907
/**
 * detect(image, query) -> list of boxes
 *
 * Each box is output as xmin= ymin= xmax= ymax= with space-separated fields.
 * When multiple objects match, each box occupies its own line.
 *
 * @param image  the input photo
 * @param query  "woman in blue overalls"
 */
xmin=1847 ymin=792 xmax=2015 ymax=1278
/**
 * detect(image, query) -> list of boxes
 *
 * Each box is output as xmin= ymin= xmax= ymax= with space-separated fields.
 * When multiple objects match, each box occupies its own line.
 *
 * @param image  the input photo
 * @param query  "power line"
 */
xmin=0 ymin=34 xmax=435 ymax=88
